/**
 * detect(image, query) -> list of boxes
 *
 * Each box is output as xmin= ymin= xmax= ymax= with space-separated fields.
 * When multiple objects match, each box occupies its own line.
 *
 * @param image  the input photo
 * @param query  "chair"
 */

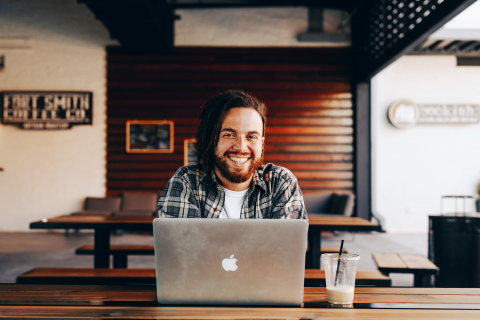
xmin=70 ymin=197 xmax=121 ymax=216
xmin=303 ymin=192 xmax=355 ymax=217
xmin=112 ymin=192 xmax=158 ymax=216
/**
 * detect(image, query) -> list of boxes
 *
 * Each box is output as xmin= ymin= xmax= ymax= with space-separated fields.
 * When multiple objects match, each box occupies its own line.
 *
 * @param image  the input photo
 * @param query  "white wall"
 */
xmin=0 ymin=0 xmax=114 ymax=231
xmin=371 ymin=56 xmax=480 ymax=234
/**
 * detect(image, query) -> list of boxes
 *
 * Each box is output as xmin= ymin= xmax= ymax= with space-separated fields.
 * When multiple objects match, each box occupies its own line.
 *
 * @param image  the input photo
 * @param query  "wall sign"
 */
xmin=126 ymin=120 xmax=174 ymax=153
xmin=388 ymin=100 xmax=480 ymax=129
xmin=184 ymin=138 xmax=197 ymax=166
xmin=1 ymin=91 xmax=92 ymax=129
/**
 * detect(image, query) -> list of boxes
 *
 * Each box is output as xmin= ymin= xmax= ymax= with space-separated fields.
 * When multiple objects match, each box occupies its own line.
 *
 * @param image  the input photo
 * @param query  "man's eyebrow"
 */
xmin=220 ymin=128 xmax=261 ymax=136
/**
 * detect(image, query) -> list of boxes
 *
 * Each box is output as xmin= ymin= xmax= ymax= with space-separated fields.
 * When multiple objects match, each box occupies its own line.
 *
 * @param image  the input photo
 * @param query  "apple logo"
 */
xmin=222 ymin=254 xmax=238 ymax=271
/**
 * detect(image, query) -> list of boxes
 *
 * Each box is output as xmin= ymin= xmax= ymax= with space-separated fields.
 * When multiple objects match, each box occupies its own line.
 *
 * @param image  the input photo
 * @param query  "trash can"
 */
xmin=428 ymin=196 xmax=480 ymax=287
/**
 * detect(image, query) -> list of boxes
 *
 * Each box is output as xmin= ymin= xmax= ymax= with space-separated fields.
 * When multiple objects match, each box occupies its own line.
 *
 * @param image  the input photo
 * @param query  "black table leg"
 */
xmin=94 ymin=229 xmax=110 ymax=268
xmin=306 ymin=229 xmax=321 ymax=269
xmin=113 ymin=253 xmax=128 ymax=268
xmin=414 ymin=273 xmax=435 ymax=287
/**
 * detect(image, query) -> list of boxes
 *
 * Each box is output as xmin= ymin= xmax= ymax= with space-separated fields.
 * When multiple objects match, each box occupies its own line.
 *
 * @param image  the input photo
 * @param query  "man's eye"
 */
xmin=223 ymin=133 xmax=233 ymax=137
xmin=248 ymin=135 xmax=258 ymax=139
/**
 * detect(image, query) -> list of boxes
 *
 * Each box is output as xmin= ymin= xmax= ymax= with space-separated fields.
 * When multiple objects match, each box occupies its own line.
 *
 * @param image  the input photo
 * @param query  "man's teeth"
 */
xmin=229 ymin=157 xmax=248 ymax=163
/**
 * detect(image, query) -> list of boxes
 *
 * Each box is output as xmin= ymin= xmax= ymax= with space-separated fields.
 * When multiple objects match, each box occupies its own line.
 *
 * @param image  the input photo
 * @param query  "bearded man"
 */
xmin=157 ymin=90 xmax=307 ymax=221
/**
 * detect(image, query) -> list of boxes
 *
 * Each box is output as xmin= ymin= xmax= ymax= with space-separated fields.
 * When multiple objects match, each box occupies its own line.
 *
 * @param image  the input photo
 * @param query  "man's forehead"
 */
xmin=221 ymin=108 xmax=263 ymax=131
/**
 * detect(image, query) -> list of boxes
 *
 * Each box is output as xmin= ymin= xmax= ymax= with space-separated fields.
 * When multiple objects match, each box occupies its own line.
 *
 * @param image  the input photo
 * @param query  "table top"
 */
xmin=1 ymin=306 xmax=479 ymax=319
xmin=1 ymin=284 xmax=479 ymax=307
xmin=1 ymin=285 xmax=479 ymax=319
xmin=30 ymin=215 xmax=156 ymax=230
xmin=30 ymin=215 xmax=379 ymax=231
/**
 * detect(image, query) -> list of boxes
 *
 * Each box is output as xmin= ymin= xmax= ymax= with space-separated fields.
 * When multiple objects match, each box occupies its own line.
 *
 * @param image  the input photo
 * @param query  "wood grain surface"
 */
xmin=308 ymin=217 xmax=379 ymax=227
xmin=399 ymin=254 xmax=438 ymax=270
xmin=107 ymin=48 xmax=353 ymax=196
xmin=0 ymin=305 xmax=478 ymax=319
xmin=373 ymin=253 xmax=407 ymax=269
xmin=373 ymin=253 xmax=438 ymax=270
xmin=32 ymin=215 xmax=376 ymax=227
xmin=304 ymin=270 xmax=389 ymax=281
xmin=18 ymin=269 xmax=386 ymax=282
xmin=2 ymin=285 xmax=480 ymax=306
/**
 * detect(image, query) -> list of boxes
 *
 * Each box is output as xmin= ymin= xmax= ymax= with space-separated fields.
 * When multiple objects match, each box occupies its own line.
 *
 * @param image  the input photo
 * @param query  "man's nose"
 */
xmin=232 ymin=136 xmax=248 ymax=151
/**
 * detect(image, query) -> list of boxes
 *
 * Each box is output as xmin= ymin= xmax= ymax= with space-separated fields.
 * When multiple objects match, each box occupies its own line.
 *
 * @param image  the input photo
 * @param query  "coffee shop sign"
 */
xmin=388 ymin=100 xmax=480 ymax=129
xmin=1 ymin=91 xmax=92 ymax=130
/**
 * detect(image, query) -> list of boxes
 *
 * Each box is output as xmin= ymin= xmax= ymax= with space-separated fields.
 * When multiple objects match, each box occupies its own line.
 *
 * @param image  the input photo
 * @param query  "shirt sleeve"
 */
xmin=157 ymin=170 xmax=201 ymax=218
xmin=269 ymin=172 xmax=308 ymax=222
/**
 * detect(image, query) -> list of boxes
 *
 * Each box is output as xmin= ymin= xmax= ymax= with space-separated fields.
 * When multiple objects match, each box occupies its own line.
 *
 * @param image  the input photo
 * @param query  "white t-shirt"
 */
xmin=219 ymin=186 xmax=248 ymax=219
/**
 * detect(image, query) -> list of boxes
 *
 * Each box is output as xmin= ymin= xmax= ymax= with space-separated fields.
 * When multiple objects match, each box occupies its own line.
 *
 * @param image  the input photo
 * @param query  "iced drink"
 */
xmin=326 ymin=285 xmax=355 ymax=304
xmin=321 ymin=253 xmax=360 ymax=306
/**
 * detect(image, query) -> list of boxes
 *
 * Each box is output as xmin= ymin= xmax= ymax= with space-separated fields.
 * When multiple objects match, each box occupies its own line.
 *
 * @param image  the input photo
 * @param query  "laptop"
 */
xmin=153 ymin=218 xmax=307 ymax=306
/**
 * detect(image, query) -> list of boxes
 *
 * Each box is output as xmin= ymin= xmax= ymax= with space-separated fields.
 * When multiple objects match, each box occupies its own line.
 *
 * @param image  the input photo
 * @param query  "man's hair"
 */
xmin=195 ymin=89 xmax=267 ymax=173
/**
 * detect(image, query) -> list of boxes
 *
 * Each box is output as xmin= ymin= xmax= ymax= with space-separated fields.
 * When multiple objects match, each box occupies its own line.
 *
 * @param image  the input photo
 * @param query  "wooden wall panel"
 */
xmin=107 ymin=47 xmax=352 ymax=196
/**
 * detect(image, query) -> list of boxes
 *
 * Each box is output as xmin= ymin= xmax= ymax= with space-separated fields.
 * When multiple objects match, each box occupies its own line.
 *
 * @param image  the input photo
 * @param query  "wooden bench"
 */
xmin=372 ymin=253 xmax=439 ymax=287
xmin=17 ymin=268 xmax=390 ymax=287
xmin=76 ymin=245 xmax=155 ymax=268
xmin=16 ymin=268 xmax=157 ymax=285
xmin=76 ymin=245 xmax=347 ymax=269
xmin=305 ymin=269 xmax=391 ymax=287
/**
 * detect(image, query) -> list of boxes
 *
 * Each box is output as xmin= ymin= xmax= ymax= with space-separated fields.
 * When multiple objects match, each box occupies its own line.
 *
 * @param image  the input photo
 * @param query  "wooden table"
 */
xmin=0 ymin=285 xmax=479 ymax=319
xmin=30 ymin=215 xmax=380 ymax=269
xmin=306 ymin=217 xmax=380 ymax=269
xmin=373 ymin=253 xmax=439 ymax=287
xmin=30 ymin=215 xmax=155 ymax=268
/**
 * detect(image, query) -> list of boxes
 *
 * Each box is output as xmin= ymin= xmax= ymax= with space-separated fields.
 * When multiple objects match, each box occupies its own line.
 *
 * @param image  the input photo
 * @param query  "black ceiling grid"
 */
xmin=410 ymin=39 xmax=480 ymax=56
xmin=351 ymin=0 xmax=478 ymax=82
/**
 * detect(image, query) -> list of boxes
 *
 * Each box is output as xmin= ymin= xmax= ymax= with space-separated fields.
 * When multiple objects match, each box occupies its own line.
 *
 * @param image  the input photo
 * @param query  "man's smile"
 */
xmin=228 ymin=156 xmax=250 ymax=165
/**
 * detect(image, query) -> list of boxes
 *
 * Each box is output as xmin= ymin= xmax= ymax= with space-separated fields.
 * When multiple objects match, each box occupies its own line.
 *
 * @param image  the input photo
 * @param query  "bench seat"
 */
xmin=16 ymin=268 xmax=157 ymax=285
xmin=76 ymin=245 xmax=347 ymax=268
xmin=17 ymin=268 xmax=391 ymax=287
xmin=305 ymin=269 xmax=391 ymax=287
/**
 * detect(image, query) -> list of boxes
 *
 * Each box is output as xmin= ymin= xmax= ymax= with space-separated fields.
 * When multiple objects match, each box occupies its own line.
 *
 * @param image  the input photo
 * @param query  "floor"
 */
xmin=0 ymin=231 xmax=428 ymax=286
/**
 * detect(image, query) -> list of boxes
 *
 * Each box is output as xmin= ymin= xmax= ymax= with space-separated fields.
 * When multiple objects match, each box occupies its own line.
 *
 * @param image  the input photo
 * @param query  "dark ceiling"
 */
xmin=79 ymin=0 xmax=363 ymax=53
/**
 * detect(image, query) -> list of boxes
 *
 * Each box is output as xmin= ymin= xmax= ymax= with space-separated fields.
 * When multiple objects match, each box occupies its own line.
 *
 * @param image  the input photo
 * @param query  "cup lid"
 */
xmin=321 ymin=253 xmax=360 ymax=261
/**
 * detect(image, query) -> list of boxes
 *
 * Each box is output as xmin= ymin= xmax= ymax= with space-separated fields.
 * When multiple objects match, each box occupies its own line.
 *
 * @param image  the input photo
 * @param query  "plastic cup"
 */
xmin=321 ymin=253 xmax=360 ymax=306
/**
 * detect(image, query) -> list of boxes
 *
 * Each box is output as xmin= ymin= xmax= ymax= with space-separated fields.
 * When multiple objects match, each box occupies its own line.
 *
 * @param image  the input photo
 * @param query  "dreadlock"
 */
xmin=195 ymin=89 xmax=267 ymax=173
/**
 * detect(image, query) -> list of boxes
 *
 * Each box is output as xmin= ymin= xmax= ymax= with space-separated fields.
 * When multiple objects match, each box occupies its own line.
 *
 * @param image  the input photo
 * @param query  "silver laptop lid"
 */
xmin=153 ymin=219 xmax=307 ymax=306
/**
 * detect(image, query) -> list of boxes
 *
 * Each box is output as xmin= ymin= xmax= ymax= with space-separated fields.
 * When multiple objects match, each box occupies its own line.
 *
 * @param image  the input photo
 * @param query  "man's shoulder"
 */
xmin=260 ymin=163 xmax=297 ymax=184
xmin=171 ymin=164 xmax=206 ymax=183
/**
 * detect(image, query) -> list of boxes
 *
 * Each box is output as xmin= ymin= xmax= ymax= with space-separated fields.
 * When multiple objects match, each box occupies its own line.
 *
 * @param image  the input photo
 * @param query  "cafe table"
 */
xmin=0 ymin=284 xmax=479 ymax=319
xmin=30 ymin=215 xmax=380 ymax=269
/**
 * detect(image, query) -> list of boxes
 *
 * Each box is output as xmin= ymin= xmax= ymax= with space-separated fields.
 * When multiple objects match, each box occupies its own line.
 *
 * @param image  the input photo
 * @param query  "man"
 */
xmin=157 ymin=89 xmax=307 ymax=221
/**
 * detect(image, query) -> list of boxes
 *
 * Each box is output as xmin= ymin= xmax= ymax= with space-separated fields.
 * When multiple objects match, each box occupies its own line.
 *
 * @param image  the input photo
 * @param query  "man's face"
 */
xmin=214 ymin=107 xmax=265 ymax=184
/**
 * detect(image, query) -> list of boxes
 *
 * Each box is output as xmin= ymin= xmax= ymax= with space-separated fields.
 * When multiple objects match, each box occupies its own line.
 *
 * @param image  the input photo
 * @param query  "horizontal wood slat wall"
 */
xmin=107 ymin=47 xmax=352 ymax=196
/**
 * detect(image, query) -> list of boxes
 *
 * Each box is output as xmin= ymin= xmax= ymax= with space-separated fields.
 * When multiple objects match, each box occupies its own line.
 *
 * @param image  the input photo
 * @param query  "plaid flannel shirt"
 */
xmin=157 ymin=163 xmax=308 ymax=222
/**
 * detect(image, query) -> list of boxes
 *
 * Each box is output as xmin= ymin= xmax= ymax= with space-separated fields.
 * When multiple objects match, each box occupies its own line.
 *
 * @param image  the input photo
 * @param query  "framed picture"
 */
xmin=126 ymin=120 xmax=174 ymax=153
xmin=184 ymin=138 xmax=197 ymax=166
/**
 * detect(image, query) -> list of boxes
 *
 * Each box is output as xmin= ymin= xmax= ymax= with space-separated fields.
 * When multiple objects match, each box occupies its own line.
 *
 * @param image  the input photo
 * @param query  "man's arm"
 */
xmin=269 ymin=172 xmax=307 ymax=221
xmin=157 ymin=170 xmax=200 ymax=218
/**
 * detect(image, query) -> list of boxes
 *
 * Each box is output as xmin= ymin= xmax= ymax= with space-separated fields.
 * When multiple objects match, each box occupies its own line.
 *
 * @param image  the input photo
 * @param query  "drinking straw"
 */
xmin=334 ymin=240 xmax=344 ymax=287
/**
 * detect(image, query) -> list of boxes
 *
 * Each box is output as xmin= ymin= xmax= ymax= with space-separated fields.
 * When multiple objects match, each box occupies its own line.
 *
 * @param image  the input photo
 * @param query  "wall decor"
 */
xmin=1 ymin=91 xmax=92 ymax=129
xmin=126 ymin=120 xmax=174 ymax=153
xmin=184 ymin=138 xmax=197 ymax=166
xmin=388 ymin=100 xmax=480 ymax=129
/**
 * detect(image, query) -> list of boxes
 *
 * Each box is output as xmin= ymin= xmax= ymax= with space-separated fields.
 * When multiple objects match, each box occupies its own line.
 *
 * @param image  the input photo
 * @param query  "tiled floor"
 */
xmin=0 ymin=231 xmax=427 ymax=286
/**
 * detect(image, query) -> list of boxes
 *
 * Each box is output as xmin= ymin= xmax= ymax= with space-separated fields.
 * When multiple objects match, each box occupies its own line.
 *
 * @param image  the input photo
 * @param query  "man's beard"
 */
xmin=214 ymin=151 xmax=263 ymax=184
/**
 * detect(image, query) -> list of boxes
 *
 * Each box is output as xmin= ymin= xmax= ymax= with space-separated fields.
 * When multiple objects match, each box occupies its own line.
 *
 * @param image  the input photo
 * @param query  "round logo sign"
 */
xmin=388 ymin=100 xmax=419 ymax=129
